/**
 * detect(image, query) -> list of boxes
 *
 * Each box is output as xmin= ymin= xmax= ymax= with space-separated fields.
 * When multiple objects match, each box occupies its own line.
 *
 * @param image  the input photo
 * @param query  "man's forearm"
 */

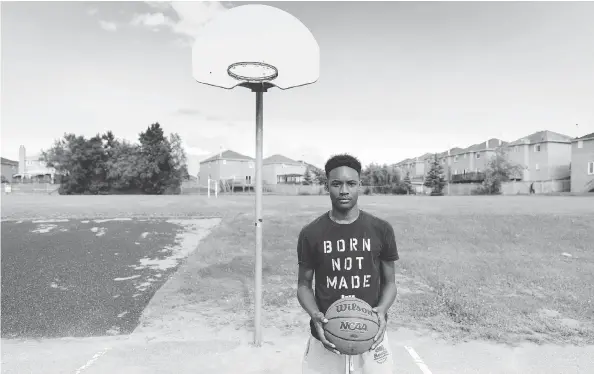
xmin=297 ymin=285 xmax=321 ymax=317
xmin=375 ymin=283 xmax=397 ymax=314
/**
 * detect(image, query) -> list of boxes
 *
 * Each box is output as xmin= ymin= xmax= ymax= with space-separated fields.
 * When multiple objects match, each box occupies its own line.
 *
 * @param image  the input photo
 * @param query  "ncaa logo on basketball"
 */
xmin=339 ymin=321 xmax=368 ymax=332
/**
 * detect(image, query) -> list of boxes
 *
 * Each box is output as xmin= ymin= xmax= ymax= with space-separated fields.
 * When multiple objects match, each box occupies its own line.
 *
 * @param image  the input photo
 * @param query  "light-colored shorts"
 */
xmin=302 ymin=333 xmax=394 ymax=374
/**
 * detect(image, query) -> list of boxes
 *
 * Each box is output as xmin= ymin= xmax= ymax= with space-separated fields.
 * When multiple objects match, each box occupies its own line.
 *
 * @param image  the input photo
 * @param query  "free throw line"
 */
xmin=404 ymin=346 xmax=433 ymax=374
xmin=74 ymin=347 xmax=111 ymax=374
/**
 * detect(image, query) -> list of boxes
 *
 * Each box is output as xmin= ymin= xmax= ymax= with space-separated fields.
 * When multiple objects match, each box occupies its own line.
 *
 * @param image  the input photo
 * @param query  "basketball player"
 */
xmin=297 ymin=154 xmax=399 ymax=374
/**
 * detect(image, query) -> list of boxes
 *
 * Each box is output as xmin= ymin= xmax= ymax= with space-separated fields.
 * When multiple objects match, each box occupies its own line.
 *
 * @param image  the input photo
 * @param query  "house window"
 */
xmin=535 ymin=164 xmax=540 ymax=171
xmin=578 ymin=140 xmax=584 ymax=149
xmin=514 ymin=146 xmax=519 ymax=152
xmin=281 ymin=163 xmax=286 ymax=168
xmin=476 ymin=153 xmax=480 ymax=159
xmin=248 ymin=162 xmax=254 ymax=168
xmin=588 ymin=161 xmax=594 ymax=175
xmin=534 ymin=144 xmax=541 ymax=152
xmin=454 ymin=155 xmax=458 ymax=162
xmin=222 ymin=160 xmax=226 ymax=165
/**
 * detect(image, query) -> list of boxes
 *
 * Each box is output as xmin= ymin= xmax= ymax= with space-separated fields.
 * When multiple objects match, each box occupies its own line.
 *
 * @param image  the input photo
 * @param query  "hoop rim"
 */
xmin=227 ymin=62 xmax=279 ymax=82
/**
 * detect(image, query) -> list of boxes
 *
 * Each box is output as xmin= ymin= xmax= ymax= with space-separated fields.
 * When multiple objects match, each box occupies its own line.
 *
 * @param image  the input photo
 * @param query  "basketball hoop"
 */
xmin=192 ymin=4 xmax=319 ymax=347
xmin=228 ymin=62 xmax=278 ymax=82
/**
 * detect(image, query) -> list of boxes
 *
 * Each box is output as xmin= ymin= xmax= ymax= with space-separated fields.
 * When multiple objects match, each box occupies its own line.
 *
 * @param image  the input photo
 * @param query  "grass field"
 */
xmin=2 ymin=194 xmax=593 ymax=346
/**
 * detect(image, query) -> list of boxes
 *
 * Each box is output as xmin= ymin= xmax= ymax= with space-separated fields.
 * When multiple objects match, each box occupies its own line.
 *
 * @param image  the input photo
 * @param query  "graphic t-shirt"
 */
xmin=297 ymin=210 xmax=399 ymax=340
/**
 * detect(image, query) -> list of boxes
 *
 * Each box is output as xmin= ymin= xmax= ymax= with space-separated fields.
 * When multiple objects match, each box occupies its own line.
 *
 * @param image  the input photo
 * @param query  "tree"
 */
xmin=303 ymin=166 xmax=313 ymax=185
xmin=137 ymin=123 xmax=172 ymax=194
xmin=476 ymin=147 xmax=522 ymax=195
xmin=403 ymin=172 xmax=413 ymax=194
xmin=423 ymin=154 xmax=446 ymax=196
xmin=168 ymin=133 xmax=189 ymax=182
xmin=310 ymin=166 xmax=327 ymax=187
xmin=42 ymin=133 xmax=109 ymax=195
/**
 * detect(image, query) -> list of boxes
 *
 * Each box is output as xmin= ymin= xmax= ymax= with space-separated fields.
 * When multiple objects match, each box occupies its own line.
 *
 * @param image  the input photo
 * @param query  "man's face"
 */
xmin=327 ymin=166 xmax=360 ymax=212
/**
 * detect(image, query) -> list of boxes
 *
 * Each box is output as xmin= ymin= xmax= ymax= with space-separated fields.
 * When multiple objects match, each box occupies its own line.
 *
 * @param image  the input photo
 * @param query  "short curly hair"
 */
xmin=325 ymin=154 xmax=362 ymax=176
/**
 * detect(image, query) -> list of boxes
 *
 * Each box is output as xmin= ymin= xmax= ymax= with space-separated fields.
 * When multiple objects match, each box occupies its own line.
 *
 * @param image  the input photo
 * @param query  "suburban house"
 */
xmin=263 ymin=154 xmax=307 ymax=185
xmin=394 ymin=154 xmax=432 ymax=181
xmin=12 ymin=145 xmax=57 ymax=183
xmin=393 ymin=130 xmax=574 ymax=186
xmin=504 ymin=130 xmax=573 ymax=182
xmin=198 ymin=150 xmax=255 ymax=189
xmin=570 ymin=132 xmax=594 ymax=193
xmin=447 ymin=139 xmax=507 ymax=183
xmin=1 ymin=157 xmax=18 ymax=182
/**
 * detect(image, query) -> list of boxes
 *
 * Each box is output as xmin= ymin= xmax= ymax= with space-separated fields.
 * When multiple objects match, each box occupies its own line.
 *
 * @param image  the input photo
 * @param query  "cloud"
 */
xmin=145 ymin=1 xmax=173 ymax=11
xmin=99 ymin=21 xmax=118 ymax=32
xmin=175 ymin=108 xmax=202 ymax=116
xmin=131 ymin=12 xmax=171 ymax=27
xmin=131 ymin=1 xmax=228 ymax=43
xmin=184 ymin=144 xmax=210 ymax=156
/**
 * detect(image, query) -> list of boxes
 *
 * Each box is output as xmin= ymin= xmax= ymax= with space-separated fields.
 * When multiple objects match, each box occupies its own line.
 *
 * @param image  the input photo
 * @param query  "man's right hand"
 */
xmin=311 ymin=312 xmax=341 ymax=355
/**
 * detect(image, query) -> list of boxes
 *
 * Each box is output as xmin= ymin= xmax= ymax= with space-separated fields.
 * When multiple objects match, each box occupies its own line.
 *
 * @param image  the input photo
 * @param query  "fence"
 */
xmin=180 ymin=180 xmax=326 ymax=196
xmin=446 ymin=179 xmax=571 ymax=196
xmin=2 ymin=183 xmax=59 ymax=195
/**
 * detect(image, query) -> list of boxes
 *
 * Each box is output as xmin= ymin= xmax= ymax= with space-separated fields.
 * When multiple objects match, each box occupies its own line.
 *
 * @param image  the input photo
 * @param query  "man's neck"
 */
xmin=330 ymin=206 xmax=360 ymax=224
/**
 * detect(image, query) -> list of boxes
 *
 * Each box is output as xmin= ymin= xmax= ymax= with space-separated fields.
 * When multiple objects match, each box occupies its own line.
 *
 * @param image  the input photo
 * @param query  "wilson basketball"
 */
xmin=323 ymin=298 xmax=380 ymax=355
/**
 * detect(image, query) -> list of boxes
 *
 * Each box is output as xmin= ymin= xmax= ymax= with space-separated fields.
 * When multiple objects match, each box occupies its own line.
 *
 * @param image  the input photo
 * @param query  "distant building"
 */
xmin=12 ymin=145 xmax=57 ymax=183
xmin=263 ymin=154 xmax=307 ymax=185
xmin=198 ymin=150 xmax=254 ymax=188
xmin=504 ymin=130 xmax=573 ymax=181
xmin=1 ymin=157 xmax=18 ymax=182
xmin=570 ymin=132 xmax=594 ymax=193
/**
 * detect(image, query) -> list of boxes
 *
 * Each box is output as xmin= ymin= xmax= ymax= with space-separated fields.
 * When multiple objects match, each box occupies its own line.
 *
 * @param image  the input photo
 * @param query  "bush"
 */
xmin=391 ymin=183 xmax=409 ymax=195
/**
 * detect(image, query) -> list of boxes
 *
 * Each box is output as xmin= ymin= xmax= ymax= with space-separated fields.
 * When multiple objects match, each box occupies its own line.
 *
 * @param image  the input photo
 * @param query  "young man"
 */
xmin=297 ymin=154 xmax=399 ymax=374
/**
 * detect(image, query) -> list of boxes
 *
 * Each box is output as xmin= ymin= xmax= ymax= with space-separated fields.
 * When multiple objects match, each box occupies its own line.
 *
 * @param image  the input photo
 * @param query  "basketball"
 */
xmin=323 ymin=298 xmax=380 ymax=355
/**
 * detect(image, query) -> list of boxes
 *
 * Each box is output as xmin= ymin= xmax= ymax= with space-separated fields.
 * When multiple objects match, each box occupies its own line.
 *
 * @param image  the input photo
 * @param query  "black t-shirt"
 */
xmin=297 ymin=209 xmax=399 ymax=340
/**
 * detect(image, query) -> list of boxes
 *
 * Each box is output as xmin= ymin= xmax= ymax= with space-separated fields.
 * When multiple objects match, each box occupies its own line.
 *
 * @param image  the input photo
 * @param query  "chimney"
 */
xmin=18 ymin=145 xmax=26 ymax=175
xmin=499 ymin=139 xmax=502 ymax=146
xmin=219 ymin=145 xmax=223 ymax=158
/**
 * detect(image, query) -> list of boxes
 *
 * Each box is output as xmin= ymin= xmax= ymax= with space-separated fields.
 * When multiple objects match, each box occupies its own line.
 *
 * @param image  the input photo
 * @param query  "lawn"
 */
xmin=2 ymin=193 xmax=593 ymax=346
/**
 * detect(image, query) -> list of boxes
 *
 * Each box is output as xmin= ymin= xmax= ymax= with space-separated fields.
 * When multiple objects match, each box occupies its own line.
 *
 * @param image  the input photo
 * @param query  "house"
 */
xmin=263 ymin=154 xmax=307 ymax=185
xmin=394 ymin=154 xmax=432 ymax=181
xmin=198 ymin=150 xmax=254 ymax=188
xmin=448 ymin=139 xmax=507 ymax=183
xmin=12 ymin=145 xmax=57 ymax=183
xmin=570 ymin=132 xmax=594 ymax=193
xmin=1 ymin=157 xmax=18 ymax=182
xmin=504 ymin=130 xmax=573 ymax=181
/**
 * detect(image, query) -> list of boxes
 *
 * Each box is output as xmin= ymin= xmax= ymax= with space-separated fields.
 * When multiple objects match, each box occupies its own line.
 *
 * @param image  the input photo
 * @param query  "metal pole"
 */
xmin=254 ymin=90 xmax=264 ymax=346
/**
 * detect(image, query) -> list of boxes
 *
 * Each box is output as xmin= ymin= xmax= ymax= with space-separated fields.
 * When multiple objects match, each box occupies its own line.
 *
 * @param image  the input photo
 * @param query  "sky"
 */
xmin=2 ymin=1 xmax=593 ymax=170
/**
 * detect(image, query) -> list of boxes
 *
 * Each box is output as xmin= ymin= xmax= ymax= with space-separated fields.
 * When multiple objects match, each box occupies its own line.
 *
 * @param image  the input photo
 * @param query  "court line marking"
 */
xmin=404 ymin=346 xmax=433 ymax=374
xmin=74 ymin=347 xmax=111 ymax=374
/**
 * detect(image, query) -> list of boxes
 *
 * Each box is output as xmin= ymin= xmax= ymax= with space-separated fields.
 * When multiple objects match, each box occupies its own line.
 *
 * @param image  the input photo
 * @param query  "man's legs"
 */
xmin=302 ymin=336 xmax=346 ymax=374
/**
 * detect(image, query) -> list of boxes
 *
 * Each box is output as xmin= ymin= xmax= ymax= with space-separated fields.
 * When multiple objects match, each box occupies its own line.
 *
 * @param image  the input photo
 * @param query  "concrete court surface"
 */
xmin=2 ymin=326 xmax=594 ymax=374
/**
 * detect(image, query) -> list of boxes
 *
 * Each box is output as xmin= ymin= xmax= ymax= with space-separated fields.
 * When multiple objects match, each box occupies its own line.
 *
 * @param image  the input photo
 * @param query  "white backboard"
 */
xmin=192 ymin=4 xmax=320 ymax=90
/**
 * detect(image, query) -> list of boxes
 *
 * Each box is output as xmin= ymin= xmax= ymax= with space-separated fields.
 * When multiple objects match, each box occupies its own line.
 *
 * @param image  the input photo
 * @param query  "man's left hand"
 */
xmin=370 ymin=307 xmax=387 ymax=350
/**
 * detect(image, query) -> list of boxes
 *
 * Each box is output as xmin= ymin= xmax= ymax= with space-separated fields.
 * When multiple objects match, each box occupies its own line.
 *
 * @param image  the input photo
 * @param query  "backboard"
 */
xmin=192 ymin=4 xmax=319 ymax=90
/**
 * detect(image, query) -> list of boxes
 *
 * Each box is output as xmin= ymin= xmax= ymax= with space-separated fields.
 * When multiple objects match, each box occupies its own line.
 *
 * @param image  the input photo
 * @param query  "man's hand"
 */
xmin=370 ymin=307 xmax=387 ymax=350
xmin=311 ymin=312 xmax=341 ymax=355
